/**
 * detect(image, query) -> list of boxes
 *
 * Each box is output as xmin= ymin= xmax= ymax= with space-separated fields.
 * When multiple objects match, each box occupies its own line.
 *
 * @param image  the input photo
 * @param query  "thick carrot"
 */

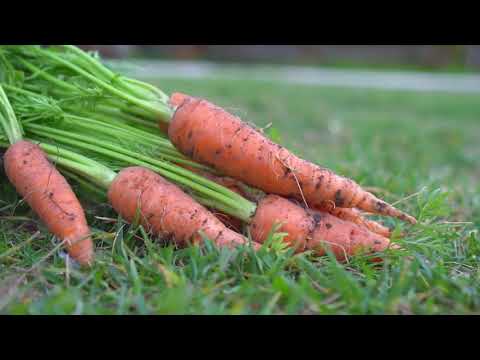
xmin=168 ymin=93 xmax=416 ymax=224
xmin=3 ymin=141 xmax=94 ymax=266
xmin=250 ymin=195 xmax=394 ymax=261
xmin=108 ymin=167 xmax=259 ymax=249
xmin=250 ymin=195 xmax=312 ymax=253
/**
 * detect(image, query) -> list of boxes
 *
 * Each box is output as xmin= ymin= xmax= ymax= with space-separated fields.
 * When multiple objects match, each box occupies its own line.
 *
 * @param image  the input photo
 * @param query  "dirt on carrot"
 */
xmin=314 ymin=204 xmax=392 ymax=238
xmin=108 ymin=167 xmax=260 ymax=250
xmin=250 ymin=195 xmax=395 ymax=261
xmin=168 ymin=93 xmax=416 ymax=225
xmin=3 ymin=140 xmax=94 ymax=266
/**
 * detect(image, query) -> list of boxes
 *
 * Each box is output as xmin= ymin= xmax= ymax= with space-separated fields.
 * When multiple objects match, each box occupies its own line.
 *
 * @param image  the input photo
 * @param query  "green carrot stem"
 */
xmin=33 ymin=140 xmax=116 ymax=190
xmin=122 ymin=77 xmax=169 ymax=103
xmin=33 ymin=124 xmax=229 ymax=200
xmin=67 ymin=96 xmax=159 ymax=125
xmin=0 ymin=84 xmax=23 ymax=144
xmin=63 ymin=45 xmax=115 ymax=80
xmin=27 ymin=122 xmax=204 ymax=170
xmin=60 ymin=168 xmax=108 ymax=201
xmin=63 ymin=45 xmax=169 ymax=102
xmin=31 ymin=47 xmax=173 ymax=122
xmin=62 ymin=113 xmax=172 ymax=147
xmin=192 ymin=194 xmax=245 ymax=220
xmin=16 ymin=58 xmax=82 ymax=93
xmin=38 ymin=139 xmax=254 ymax=222
xmin=25 ymin=124 xmax=217 ymax=193
xmin=27 ymin=127 xmax=255 ymax=221
xmin=71 ymin=103 xmax=159 ymax=129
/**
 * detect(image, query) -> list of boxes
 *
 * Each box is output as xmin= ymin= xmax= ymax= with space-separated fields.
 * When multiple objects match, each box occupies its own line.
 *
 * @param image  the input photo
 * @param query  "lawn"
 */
xmin=1 ymin=77 xmax=479 ymax=315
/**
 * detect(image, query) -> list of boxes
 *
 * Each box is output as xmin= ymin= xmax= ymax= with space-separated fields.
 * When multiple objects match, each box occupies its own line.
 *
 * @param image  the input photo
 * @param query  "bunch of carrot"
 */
xmin=0 ymin=45 xmax=418 ymax=267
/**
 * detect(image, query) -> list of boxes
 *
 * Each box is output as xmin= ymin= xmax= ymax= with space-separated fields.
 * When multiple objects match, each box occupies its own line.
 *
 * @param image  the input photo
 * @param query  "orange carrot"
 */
xmin=250 ymin=195 xmax=312 ymax=253
xmin=314 ymin=204 xmax=392 ymax=238
xmin=108 ymin=167 xmax=260 ymax=249
xmin=306 ymin=209 xmax=397 ymax=262
xmin=161 ymin=92 xmax=191 ymax=133
xmin=336 ymin=208 xmax=392 ymax=238
xmin=168 ymin=93 xmax=416 ymax=225
xmin=3 ymin=141 xmax=94 ymax=266
xmin=176 ymin=147 xmax=392 ymax=238
xmin=250 ymin=195 xmax=395 ymax=261
xmin=169 ymin=92 xmax=190 ymax=110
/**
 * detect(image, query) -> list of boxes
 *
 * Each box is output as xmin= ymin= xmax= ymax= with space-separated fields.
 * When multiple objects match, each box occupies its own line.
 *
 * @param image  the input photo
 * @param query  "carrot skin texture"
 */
xmin=3 ymin=141 xmax=94 ymax=266
xmin=108 ymin=167 xmax=258 ymax=249
xmin=250 ymin=195 xmax=312 ymax=253
xmin=158 ymin=120 xmax=170 ymax=134
xmin=316 ymin=205 xmax=392 ymax=238
xmin=161 ymin=92 xmax=190 ymax=133
xmin=250 ymin=195 xmax=394 ymax=261
xmin=169 ymin=92 xmax=190 ymax=109
xmin=306 ymin=209 xmax=394 ymax=262
xmin=168 ymin=94 xmax=416 ymax=224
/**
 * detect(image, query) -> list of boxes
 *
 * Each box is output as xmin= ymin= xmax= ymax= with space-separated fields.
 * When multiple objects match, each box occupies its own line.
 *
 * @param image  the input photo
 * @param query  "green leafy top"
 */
xmin=0 ymin=84 xmax=23 ymax=144
xmin=0 ymin=45 xmax=174 ymax=125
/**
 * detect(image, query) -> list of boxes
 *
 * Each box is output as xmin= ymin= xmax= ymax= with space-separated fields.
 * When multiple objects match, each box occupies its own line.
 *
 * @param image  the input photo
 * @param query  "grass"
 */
xmin=1 ymin=78 xmax=479 ymax=315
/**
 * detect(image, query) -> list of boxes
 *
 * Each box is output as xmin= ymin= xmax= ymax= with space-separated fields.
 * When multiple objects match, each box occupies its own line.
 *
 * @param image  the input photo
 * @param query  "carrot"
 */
xmin=168 ymin=94 xmax=416 ymax=225
xmin=250 ymin=195 xmax=395 ymax=261
xmin=17 ymin=140 xmax=259 ymax=252
xmin=4 ymin=79 xmax=398 ymax=260
xmin=108 ymin=167 xmax=259 ymax=250
xmin=3 ymin=141 xmax=94 ymax=266
xmin=169 ymin=92 xmax=190 ymax=109
xmin=306 ymin=209 xmax=397 ymax=262
xmin=250 ymin=195 xmax=312 ymax=253
xmin=177 ymin=155 xmax=393 ymax=239
xmin=314 ymin=203 xmax=392 ymax=238
xmin=1 ymin=83 xmax=93 ymax=266
xmin=186 ymin=164 xmax=392 ymax=239
xmin=334 ymin=208 xmax=392 ymax=238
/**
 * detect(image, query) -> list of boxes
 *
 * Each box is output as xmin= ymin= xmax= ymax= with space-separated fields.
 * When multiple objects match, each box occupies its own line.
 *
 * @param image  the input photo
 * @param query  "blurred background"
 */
xmin=80 ymin=45 xmax=480 ymax=71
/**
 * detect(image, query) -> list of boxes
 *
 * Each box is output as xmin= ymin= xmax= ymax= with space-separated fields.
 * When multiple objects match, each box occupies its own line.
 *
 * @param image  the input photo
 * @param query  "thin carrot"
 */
xmin=314 ymin=203 xmax=392 ymax=238
xmin=333 ymin=208 xmax=392 ymax=238
xmin=168 ymin=93 xmax=416 ymax=225
xmin=306 ymin=208 xmax=397 ymax=262
xmin=0 ymin=84 xmax=94 ymax=266
xmin=3 ymin=141 xmax=94 ymax=265
xmin=250 ymin=195 xmax=395 ymax=261
xmin=108 ymin=167 xmax=259 ymax=250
